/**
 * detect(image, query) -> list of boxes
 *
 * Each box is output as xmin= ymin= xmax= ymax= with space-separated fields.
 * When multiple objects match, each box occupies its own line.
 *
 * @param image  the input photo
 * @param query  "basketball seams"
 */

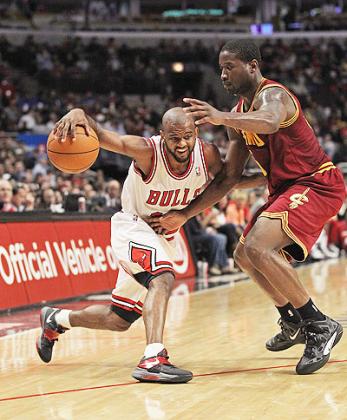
xmin=47 ymin=147 xmax=99 ymax=155
xmin=53 ymin=164 xmax=94 ymax=172
xmin=47 ymin=126 xmax=99 ymax=173
xmin=47 ymin=127 xmax=98 ymax=144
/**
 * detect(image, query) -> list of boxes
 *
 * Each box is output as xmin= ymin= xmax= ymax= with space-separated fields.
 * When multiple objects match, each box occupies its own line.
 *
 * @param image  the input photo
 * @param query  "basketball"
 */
xmin=47 ymin=125 xmax=99 ymax=174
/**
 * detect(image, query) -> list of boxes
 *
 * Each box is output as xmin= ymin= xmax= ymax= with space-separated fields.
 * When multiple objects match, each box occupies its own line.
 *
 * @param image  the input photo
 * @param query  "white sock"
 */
xmin=55 ymin=309 xmax=72 ymax=329
xmin=144 ymin=343 xmax=165 ymax=358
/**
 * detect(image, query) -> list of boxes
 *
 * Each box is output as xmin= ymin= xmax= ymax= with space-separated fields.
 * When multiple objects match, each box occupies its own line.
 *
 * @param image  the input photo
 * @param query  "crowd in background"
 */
xmin=0 ymin=37 xmax=347 ymax=165
xmin=2 ymin=1 xmax=347 ymax=32
xmin=1 ymin=36 xmax=347 ymax=273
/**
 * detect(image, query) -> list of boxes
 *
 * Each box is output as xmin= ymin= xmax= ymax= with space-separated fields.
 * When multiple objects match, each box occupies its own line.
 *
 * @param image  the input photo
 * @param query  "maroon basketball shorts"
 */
xmin=240 ymin=166 xmax=346 ymax=261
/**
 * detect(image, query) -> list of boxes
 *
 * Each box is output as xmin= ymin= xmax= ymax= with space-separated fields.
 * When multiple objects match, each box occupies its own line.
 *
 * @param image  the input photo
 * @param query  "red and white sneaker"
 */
xmin=36 ymin=306 xmax=67 ymax=363
xmin=132 ymin=349 xmax=193 ymax=383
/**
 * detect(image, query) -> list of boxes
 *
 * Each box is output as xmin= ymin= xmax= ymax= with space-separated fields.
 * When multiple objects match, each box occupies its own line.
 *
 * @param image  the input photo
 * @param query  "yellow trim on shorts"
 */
xmin=259 ymin=210 xmax=308 ymax=261
xmin=240 ymin=228 xmax=294 ymax=262
xmin=278 ymin=248 xmax=292 ymax=262
xmin=278 ymin=249 xmax=287 ymax=260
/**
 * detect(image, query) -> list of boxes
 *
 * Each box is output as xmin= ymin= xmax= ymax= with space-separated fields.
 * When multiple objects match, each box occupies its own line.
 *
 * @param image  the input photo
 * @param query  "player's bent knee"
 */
xmin=233 ymin=246 xmax=244 ymax=266
xmin=107 ymin=310 xmax=131 ymax=331
xmin=243 ymin=238 xmax=270 ymax=266
xmin=148 ymin=271 xmax=175 ymax=294
xmin=234 ymin=244 xmax=250 ymax=270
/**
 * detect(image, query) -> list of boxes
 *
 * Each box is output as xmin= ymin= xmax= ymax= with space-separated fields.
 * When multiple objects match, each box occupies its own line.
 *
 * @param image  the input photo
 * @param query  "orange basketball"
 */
xmin=47 ymin=126 xmax=99 ymax=174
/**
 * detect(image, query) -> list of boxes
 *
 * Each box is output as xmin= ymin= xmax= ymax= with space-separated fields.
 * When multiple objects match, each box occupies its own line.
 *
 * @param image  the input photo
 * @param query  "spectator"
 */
xmin=333 ymin=127 xmax=347 ymax=164
xmin=185 ymin=215 xmax=231 ymax=276
xmin=12 ymin=185 xmax=27 ymax=211
xmin=105 ymin=179 xmax=121 ymax=212
xmin=0 ymin=179 xmax=17 ymax=212
xmin=225 ymin=190 xmax=251 ymax=236
xmin=328 ymin=211 xmax=347 ymax=252
xmin=250 ymin=187 xmax=269 ymax=215
xmin=201 ymin=197 xmax=239 ymax=258
xmin=37 ymin=187 xmax=63 ymax=212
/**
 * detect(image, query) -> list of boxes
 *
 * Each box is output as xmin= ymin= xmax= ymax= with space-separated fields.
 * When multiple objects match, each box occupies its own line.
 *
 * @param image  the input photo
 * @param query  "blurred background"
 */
xmin=0 ymin=0 xmax=346 ymax=271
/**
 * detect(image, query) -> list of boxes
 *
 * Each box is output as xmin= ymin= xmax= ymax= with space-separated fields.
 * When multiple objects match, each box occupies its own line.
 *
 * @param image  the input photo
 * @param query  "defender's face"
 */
xmin=219 ymin=50 xmax=253 ymax=95
xmin=161 ymin=121 xmax=197 ymax=163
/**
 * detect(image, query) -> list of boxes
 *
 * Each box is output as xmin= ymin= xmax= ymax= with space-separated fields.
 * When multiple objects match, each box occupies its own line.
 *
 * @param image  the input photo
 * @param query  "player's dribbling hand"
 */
xmin=146 ymin=210 xmax=188 ymax=232
xmin=183 ymin=98 xmax=224 ymax=126
xmin=54 ymin=108 xmax=90 ymax=143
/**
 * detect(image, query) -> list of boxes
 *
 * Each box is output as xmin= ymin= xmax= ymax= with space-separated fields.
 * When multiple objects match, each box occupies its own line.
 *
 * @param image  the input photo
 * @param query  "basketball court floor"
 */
xmin=1 ymin=258 xmax=346 ymax=419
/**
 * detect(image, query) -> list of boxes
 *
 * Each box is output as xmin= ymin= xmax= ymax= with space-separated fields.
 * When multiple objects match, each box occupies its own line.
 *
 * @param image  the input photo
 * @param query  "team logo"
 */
xmin=289 ymin=188 xmax=310 ymax=209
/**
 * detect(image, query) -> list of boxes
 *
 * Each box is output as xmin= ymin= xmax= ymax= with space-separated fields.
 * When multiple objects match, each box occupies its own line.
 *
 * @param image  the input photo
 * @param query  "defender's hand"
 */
xmin=53 ymin=109 xmax=90 ymax=142
xmin=146 ymin=210 xmax=188 ymax=232
xmin=183 ymin=98 xmax=224 ymax=126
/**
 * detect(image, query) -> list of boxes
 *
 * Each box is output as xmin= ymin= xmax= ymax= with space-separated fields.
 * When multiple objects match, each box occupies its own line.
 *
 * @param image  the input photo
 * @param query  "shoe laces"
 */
xmin=303 ymin=322 xmax=329 ymax=357
xmin=278 ymin=319 xmax=297 ymax=338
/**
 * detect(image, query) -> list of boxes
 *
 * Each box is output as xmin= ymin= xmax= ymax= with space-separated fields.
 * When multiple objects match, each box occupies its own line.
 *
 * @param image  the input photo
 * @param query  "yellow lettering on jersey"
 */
xmin=241 ymin=130 xmax=265 ymax=147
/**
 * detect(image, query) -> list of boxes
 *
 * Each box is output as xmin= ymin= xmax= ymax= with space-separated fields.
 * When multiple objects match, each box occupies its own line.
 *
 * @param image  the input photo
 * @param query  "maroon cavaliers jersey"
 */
xmin=235 ymin=78 xmax=332 ymax=195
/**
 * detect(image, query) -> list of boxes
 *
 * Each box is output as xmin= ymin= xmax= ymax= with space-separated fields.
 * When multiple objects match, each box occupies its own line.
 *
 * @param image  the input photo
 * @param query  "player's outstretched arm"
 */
xmin=183 ymin=88 xmax=289 ymax=134
xmin=235 ymin=173 xmax=267 ymax=189
xmin=53 ymin=108 xmax=153 ymax=173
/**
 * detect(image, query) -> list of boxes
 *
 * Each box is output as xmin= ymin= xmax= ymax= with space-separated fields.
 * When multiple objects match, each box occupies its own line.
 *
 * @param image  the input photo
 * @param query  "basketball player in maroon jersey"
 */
xmin=149 ymin=40 xmax=346 ymax=375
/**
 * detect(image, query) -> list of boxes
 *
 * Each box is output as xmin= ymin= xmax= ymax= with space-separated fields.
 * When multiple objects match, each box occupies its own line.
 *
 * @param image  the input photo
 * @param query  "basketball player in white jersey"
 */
xmin=36 ymin=107 xmax=263 ymax=383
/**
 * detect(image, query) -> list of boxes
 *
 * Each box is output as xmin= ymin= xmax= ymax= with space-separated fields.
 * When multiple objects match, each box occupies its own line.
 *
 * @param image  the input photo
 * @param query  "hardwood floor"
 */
xmin=1 ymin=258 xmax=346 ymax=419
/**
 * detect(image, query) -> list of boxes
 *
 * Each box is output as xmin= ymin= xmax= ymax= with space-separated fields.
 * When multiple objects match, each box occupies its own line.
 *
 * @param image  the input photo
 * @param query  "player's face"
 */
xmin=219 ymin=50 xmax=254 ymax=95
xmin=161 ymin=122 xmax=197 ymax=163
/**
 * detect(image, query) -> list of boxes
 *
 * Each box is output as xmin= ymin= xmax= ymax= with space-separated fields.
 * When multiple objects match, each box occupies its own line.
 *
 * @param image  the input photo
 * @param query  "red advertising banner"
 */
xmin=0 ymin=220 xmax=196 ymax=310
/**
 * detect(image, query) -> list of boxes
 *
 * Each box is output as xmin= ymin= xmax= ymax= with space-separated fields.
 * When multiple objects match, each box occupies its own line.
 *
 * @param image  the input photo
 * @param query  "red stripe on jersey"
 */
xmin=143 ymin=137 xmax=157 ymax=184
xmin=198 ymin=138 xmax=209 ymax=182
xmin=133 ymin=161 xmax=144 ymax=177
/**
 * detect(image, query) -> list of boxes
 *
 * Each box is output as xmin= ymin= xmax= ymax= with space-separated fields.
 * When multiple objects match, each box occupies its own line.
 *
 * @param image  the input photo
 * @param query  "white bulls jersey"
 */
xmin=110 ymin=135 xmax=209 ymax=313
xmin=121 ymin=135 xmax=209 ymax=227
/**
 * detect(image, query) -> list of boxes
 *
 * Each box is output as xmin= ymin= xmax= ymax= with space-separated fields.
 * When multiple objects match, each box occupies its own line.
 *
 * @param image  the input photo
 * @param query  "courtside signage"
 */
xmin=0 ymin=239 xmax=118 ymax=285
xmin=0 ymin=221 xmax=196 ymax=310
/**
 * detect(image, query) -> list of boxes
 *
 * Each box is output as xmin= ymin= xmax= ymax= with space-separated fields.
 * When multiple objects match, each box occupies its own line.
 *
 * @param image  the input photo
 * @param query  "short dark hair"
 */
xmin=221 ymin=39 xmax=261 ymax=63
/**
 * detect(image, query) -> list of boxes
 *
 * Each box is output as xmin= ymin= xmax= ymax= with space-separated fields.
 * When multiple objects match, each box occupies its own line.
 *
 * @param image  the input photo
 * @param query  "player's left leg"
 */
xmin=36 ymin=305 xmax=131 ymax=363
xmin=132 ymin=271 xmax=193 ymax=383
xmin=234 ymin=242 xmax=305 ymax=351
xmin=244 ymin=217 xmax=343 ymax=374
xmin=142 ymin=271 xmax=174 ymax=344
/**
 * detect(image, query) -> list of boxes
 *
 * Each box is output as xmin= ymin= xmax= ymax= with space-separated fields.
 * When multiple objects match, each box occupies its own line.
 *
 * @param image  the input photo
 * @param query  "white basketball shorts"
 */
xmin=109 ymin=211 xmax=177 ymax=323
